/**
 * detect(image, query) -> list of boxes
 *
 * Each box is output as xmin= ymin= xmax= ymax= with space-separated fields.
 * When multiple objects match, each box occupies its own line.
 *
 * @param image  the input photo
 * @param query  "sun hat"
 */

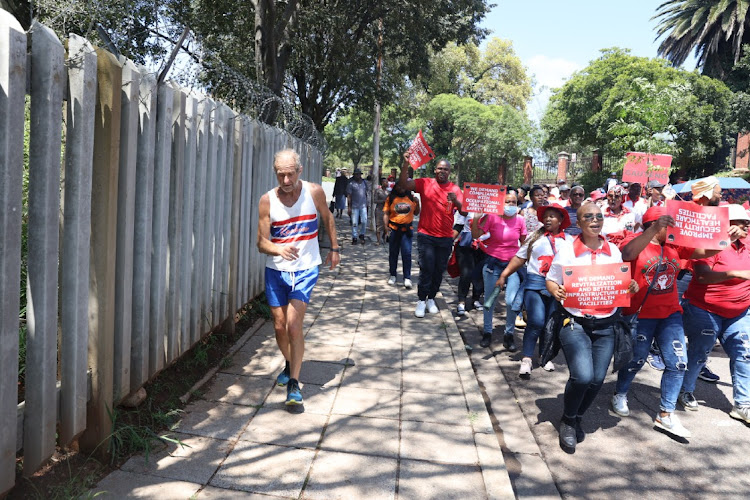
xmin=691 ymin=176 xmax=719 ymax=201
xmin=590 ymin=189 xmax=606 ymax=201
xmin=728 ymin=204 xmax=750 ymax=222
xmin=536 ymin=203 xmax=571 ymax=230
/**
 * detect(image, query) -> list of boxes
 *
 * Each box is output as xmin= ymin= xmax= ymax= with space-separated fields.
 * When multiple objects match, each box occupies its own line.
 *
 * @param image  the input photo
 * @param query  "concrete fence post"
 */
xmin=180 ymin=95 xmax=197 ymax=350
xmin=23 ymin=20 xmax=64 ymax=476
xmin=0 ymin=10 xmax=25 ymax=494
xmin=222 ymin=116 xmax=243 ymax=335
xmin=191 ymin=99 xmax=210 ymax=343
xmin=58 ymin=34 xmax=96 ymax=447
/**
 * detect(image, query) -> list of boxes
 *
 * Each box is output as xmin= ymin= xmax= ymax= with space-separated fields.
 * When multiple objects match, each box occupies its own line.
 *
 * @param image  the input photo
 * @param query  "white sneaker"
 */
xmin=519 ymin=358 xmax=532 ymax=377
xmin=415 ymin=300 xmax=426 ymax=318
xmin=404 ymin=278 xmax=413 ymax=289
xmin=542 ymin=361 xmax=555 ymax=372
xmin=473 ymin=300 xmax=482 ymax=310
xmin=457 ymin=302 xmax=466 ymax=316
xmin=387 ymin=276 xmax=396 ymax=285
xmin=654 ymin=412 xmax=691 ymax=438
xmin=426 ymin=298 xmax=438 ymax=314
xmin=729 ymin=405 xmax=750 ymax=423
xmin=611 ymin=393 xmax=630 ymax=417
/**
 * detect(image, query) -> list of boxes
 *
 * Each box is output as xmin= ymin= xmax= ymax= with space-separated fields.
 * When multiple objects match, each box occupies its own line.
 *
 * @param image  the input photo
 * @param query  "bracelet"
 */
xmin=330 ymin=248 xmax=340 ymax=252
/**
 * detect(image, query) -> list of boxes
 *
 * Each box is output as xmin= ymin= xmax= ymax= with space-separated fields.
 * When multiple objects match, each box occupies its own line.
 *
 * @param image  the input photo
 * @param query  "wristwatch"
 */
xmin=330 ymin=248 xmax=340 ymax=252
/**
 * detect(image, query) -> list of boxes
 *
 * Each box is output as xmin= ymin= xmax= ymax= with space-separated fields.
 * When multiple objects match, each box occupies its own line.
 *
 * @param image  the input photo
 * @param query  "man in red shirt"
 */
xmin=398 ymin=154 xmax=464 ymax=317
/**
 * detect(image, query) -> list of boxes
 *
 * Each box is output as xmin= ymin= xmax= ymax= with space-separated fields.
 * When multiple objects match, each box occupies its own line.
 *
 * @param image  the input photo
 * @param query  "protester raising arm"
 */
xmin=397 ymin=152 xmax=417 ymax=193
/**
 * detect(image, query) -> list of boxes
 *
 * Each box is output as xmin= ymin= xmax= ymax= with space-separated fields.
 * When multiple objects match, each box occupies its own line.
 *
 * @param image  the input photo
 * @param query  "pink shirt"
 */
xmin=479 ymin=214 xmax=527 ymax=261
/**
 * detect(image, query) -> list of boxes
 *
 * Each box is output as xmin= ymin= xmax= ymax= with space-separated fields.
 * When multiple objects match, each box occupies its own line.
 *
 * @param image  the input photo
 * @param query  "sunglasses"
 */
xmin=580 ymin=213 xmax=604 ymax=221
xmin=571 ymin=192 xmax=584 ymax=197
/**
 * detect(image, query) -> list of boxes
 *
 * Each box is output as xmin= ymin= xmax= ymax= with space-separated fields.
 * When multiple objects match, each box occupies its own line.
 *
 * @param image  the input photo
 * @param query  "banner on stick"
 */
xmin=406 ymin=130 xmax=436 ymax=169
xmin=666 ymin=200 xmax=730 ymax=250
xmin=463 ymin=183 xmax=507 ymax=215
xmin=563 ymin=263 xmax=632 ymax=310
xmin=622 ymin=152 xmax=672 ymax=185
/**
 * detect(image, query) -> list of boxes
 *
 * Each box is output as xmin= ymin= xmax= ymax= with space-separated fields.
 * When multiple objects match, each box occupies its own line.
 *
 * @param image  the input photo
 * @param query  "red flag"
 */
xmin=406 ymin=130 xmax=436 ymax=169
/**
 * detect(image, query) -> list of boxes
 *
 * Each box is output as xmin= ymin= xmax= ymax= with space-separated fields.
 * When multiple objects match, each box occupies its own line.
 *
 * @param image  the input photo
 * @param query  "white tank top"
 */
xmin=267 ymin=181 xmax=322 ymax=271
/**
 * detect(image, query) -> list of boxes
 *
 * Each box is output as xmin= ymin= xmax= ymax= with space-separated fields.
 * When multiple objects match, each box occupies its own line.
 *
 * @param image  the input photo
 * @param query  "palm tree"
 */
xmin=653 ymin=0 xmax=750 ymax=80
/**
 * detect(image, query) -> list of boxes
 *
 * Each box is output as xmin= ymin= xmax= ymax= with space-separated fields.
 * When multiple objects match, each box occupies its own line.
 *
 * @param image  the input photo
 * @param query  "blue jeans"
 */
xmin=559 ymin=320 xmax=616 ymax=422
xmin=615 ymin=312 xmax=687 ymax=412
xmin=416 ymin=233 xmax=453 ymax=301
xmin=522 ymin=287 xmax=554 ymax=358
xmin=351 ymin=206 xmax=367 ymax=239
xmin=482 ymin=260 xmax=521 ymax=336
xmin=681 ymin=301 xmax=750 ymax=407
xmin=388 ymin=228 xmax=412 ymax=280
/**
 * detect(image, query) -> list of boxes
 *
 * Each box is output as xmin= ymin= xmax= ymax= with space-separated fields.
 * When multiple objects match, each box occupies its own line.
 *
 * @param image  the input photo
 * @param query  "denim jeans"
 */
xmin=482 ymin=260 xmax=521 ymax=336
xmin=681 ymin=301 xmax=750 ymax=407
xmin=559 ymin=320 xmax=616 ymax=421
xmin=416 ymin=233 xmax=453 ymax=301
xmin=522 ymin=287 xmax=554 ymax=358
xmin=615 ymin=312 xmax=687 ymax=412
xmin=456 ymin=245 xmax=483 ymax=303
xmin=351 ymin=206 xmax=367 ymax=239
xmin=388 ymin=228 xmax=412 ymax=280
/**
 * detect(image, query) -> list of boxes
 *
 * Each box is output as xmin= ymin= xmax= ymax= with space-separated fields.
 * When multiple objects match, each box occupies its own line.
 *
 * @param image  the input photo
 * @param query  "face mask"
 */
xmin=504 ymin=205 xmax=518 ymax=217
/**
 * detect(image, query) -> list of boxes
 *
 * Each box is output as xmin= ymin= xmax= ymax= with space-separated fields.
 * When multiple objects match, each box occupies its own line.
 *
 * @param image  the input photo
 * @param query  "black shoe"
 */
xmin=503 ymin=335 xmax=517 ymax=353
xmin=575 ymin=417 xmax=585 ymax=443
xmin=479 ymin=333 xmax=492 ymax=348
xmin=559 ymin=421 xmax=577 ymax=453
xmin=352 ymin=237 xmax=358 ymax=245
xmin=359 ymin=234 xmax=365 ymax=245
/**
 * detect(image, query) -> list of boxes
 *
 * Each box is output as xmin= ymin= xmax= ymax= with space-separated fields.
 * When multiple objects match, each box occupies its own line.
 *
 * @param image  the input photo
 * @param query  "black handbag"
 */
xmin=539 ymin=302 xmax=566 ymax=366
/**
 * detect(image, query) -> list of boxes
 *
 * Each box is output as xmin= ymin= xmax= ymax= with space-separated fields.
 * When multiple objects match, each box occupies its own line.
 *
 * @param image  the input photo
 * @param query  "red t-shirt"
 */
xmin=683 ymin=238 xmax=750 ymax=317
xmin=618 ymin=234 xmax=694 ymax=318
xmin=414 ymin=177 xmax=463 ymax=238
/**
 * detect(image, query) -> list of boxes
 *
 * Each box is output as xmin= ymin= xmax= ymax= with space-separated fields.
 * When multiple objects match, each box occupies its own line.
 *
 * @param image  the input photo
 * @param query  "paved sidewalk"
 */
xmin=89 ymin=219 xmax=516 ymax=499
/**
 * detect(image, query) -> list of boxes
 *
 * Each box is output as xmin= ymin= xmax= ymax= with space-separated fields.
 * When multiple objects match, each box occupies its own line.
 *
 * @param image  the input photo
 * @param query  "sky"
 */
xmin=480 ymin=1 xmax=700 ymax=121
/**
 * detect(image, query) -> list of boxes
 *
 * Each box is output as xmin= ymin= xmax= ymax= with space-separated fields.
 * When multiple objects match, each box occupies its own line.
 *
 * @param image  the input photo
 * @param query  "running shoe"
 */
xmin=403 ymin=278 xmax=413 ymax=289
xmin=542 ymin=361 xmax=555 ymax=372
xmin=519 ymin=358 xmax=532 ymax=377
xmin=426 ymin=299 xmax=438 ymax=314
xmin=473 ymin=300 xmax=482 ymax=310
xmin=276 ymin=365 xmax=290 ymax=387
xmin=730 ymin=405 xmax=750 ymax=424
xmin=678 ymin=392 xmax=699 ymax=411
xmin=646 ymin=353 xmax=665 ymax=371
xmin=457 ymin=302 xmax=466 ymax=316
xmin=699 ymin=364 xmax=720 ymax=383
xmin=654 ymin=413 xmax=691 ymax=438
xmin=515 ymin=316 xmax=527 ymax=328
xmin=286 ymin=379 xmax=303 ymax=406
xmin=611 ymin=393 xmax=630 ymax=417
xmin=415 ymin=300 xmax=426 ymax=318
xmin=387 ymin=276 xmax=396 ymax=285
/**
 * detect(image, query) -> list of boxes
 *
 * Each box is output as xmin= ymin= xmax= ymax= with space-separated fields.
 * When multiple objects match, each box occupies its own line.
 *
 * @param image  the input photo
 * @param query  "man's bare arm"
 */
xmin=397 ymin=152 xmax=416 ymax=192
xmin=311 ymin=183 xmax=341 ymax=270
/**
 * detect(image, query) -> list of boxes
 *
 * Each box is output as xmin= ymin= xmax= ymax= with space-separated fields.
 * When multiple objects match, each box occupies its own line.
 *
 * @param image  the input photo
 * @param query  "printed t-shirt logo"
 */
xmin=395 ymin=202 xmax=412 ymax=214
xmin=271 ymin=214 xmax=318 ymax=244
xmin=641 ymin=258 xmax=678 ymax=294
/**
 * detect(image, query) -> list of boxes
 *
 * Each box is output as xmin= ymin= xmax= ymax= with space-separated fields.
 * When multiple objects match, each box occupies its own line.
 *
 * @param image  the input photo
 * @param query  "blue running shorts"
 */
xmin=265 ymin=266 xmax=319 ymax=307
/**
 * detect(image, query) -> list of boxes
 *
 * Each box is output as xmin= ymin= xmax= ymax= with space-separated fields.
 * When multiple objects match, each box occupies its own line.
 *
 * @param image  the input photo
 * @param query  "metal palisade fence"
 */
xmin=0 ymin=10 xmax=323 ymax=493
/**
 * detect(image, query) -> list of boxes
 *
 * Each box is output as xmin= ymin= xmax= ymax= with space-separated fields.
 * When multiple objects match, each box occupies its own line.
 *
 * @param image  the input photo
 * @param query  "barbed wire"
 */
xmin=26 ymin=0 xmax=327 ymax=152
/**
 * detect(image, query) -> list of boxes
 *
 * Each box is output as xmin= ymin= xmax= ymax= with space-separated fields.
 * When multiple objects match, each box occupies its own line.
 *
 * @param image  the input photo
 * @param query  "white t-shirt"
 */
xmin=546 ymin=235 xmax=624 ymax=318
xmin=267 ymin=181 xmax=322 ymax=272
xmin=632 ymin=198 xmax=663 ymax=226
xmin=601 ymin=206 xmax=636 ymax=236
xmin=516 ymin=232 xmax=574 ymax=277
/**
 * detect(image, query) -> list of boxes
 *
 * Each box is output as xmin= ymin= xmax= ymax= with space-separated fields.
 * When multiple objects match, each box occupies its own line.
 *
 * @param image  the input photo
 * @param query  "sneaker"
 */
xmin=519 ymin=358 xmax=532 ymax=377
xmin=426 ymin=298 xmax=438 ymax=314
xmin=542 ymin=361 xmax=555 ymax=372
xmin=699 ymin=364 xmax=720 ymax=383
xmin=457 ymin=302 xmax=466 ymax=316
xmin=678 ymin=391 xmax=699 ymax=411
xmin=654 ymin=412 xmax=691 ymax=438
xmin=415 ymin=300 xmax=426 ymax=318
xmin=729 ymin=405 xmax=750 ymax=424
xmin=515 ymin=316 xmax=527 ymax=328
xmin=276 ymin=366 xmax=290 ymax=387
xmin=404 ymin=278 xmax=413 ymax=289
xmin=473 ymin=300 xmax=482 ymax=310
xmin=387 ymin=276 xmax=396 ymax=285
xmin=646 ymin=353 xmax=665 ymax=371
xmin=611 ymin=393 xmax=630 ymax=417
xmin=479 ymin=333 xmax=492 ymax=348
xmin=285 ymin=379 xmax=303 ymax=406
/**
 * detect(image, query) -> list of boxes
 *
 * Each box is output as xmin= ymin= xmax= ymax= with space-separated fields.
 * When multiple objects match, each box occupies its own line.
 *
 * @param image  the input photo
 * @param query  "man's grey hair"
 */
xmin=273 ymin=149 xmax=302 ymax=172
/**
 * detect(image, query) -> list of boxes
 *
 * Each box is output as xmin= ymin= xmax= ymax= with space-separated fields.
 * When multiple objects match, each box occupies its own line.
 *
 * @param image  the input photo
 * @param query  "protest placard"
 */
xmin=563 ymin=262 xmax=632 ymax=310
xmin=622 ymin=152 xmax=672 ymax=185
xmin=463 ymin=183 xmax=507 ymax=215
xmin=406 ymin=130 xmax=435 ymax=169
xmin=666 ymin=200 xmax=730 ymax=250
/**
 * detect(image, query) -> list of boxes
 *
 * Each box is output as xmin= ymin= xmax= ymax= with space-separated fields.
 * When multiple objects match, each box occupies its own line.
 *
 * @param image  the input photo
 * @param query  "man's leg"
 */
xmin=351 ymin=208 xmax=360 ymax=240
xmin=417 ymin=233 xmax=435 ymax=301
xmin=429 ymin=236 xmax=453 ymax=299
xmin=359 ymin=207 xmax=368 ymax=242
xmin=285 ymin=299 xmax=308 ymax=380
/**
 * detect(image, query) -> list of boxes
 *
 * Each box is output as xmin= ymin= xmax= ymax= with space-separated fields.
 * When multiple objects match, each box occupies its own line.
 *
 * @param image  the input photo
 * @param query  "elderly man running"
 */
xmin=257 ymin=149 xmax=340 ymax=405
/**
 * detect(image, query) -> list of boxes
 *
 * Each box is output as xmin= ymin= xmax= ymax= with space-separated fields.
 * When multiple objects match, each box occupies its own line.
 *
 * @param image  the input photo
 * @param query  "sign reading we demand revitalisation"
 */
xmin=462 ymin=183 xmax=507 ymax=215
xmin=666 ymin=200 xmax=730 ymax=250
xmin=562 ymin=263 xmax=632 ymax=310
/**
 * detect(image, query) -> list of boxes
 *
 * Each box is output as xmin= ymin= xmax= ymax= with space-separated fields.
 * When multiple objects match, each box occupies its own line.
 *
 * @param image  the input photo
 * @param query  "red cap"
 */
xmin=536 ymin=203 xmax=571 ymax=230
xmin=642 ymin=206 xmax=666 ymax=224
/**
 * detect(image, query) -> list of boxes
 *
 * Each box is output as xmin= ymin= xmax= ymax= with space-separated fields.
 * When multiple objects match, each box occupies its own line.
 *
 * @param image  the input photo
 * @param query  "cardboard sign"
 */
xmin=463 ymin=183 xmax=507 ymax=215
xmin=563 ymin=263 xmax=632 ymax=310
xmin=406 ymin=130 xmax=436 ymax=169
xmin=622 ymin=152 xmax=672 ymax=185
xmin=666 ymin=200 xmax=730 ymax=250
